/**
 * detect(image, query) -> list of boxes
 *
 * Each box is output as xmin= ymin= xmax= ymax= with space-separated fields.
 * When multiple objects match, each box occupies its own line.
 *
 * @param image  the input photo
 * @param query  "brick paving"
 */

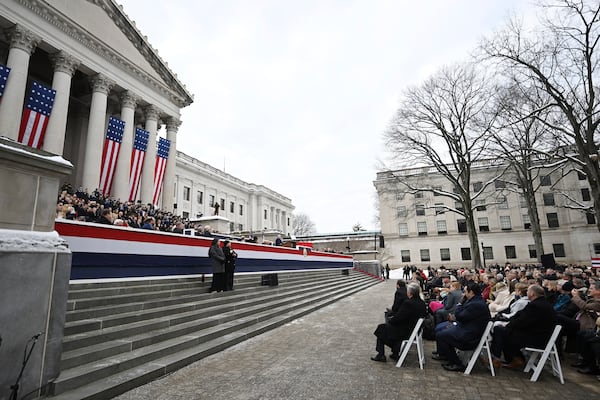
xmin=115 ymin=278 xmax=599 ymax=400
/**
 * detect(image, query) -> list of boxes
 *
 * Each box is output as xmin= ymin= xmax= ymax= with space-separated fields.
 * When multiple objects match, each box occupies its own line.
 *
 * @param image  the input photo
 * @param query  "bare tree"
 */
xmin=292 ymin=213 xmax=316 ymax=236
xmin=384 ymin=64 xmax=499 ymax=268
xmin=481 ymin=0 xmax=600 ymax=230
xmin=488 ymin=81 xmax=555 ymax=261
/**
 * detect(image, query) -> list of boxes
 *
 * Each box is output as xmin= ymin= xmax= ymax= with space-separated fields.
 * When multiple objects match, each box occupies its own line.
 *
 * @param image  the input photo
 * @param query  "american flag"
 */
xmin=98 ymin=116 xmax=126 ymax=196
xmin=18 ymin=81 xmax=56 ymax=149
xmin=151 ymin=137 xmax=170 ymax=206
xmin=0 ymin=64 xmax=10 ymax=98
xmin=593 ymin=258 xmax=600 ymax=269
xmin=128 ymin=128 xmax=149 ymax=201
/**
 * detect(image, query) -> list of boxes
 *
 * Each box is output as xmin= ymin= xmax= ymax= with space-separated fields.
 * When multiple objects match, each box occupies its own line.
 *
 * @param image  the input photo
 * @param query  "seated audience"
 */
xmin=433 ymin=281 xmax=490 ymax=372
xmin=372 ymin=283 xmax=427 ymax=362
xmin=488 ymin=282 xmax=513 ymax=317
xmin=434 ymin=281 xmax=463 ymax=324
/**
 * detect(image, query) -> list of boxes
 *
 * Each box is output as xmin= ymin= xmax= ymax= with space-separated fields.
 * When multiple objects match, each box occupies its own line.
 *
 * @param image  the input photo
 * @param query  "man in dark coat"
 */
xmin=371 ymin=283 xmax=427 ymax=362
xmin=492 ymin=284 xmax=556 ymax=369
xmin=385 ymin=280 xmax=408 ymax=321
xmin=208 ymin=237 xmax=225 ymax=292
xmin=434 ymin=281 xmax=491 ymax=372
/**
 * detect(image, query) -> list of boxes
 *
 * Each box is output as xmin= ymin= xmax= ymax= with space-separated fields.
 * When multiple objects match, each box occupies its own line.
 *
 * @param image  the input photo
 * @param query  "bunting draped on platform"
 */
xmin=151 ymin=137 xmax=170 ymax=206
xmin=98 ymin=116 xmax=125 ymax=196
xmin=128 ymin=128 xmax=149 ymax=202
xmin=18 ymin=81 xmax=56 ymax=149
xmin=0 ymin=64 xmax=10 ymax=98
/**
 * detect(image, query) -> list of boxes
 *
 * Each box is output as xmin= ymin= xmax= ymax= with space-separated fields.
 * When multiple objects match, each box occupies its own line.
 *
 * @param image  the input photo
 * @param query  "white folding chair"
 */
xmin=396 ymin=318 xmax=425 ymax=369
xmin=463 ymin=321 xmax=495 ymax=376
xmin=523 ymin=325 xmax=564 ymax=384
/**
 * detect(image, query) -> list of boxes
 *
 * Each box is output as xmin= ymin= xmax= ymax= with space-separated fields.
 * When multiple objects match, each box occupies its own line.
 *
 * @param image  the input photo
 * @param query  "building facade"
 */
xmin=374 ymin=162 xmax=600 ymax=268
xmin=175 ymin=150 xmax=294 ymax=235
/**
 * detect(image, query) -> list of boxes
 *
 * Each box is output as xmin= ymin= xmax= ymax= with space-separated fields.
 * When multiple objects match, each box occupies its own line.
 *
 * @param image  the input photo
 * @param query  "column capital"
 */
xmin=166 ymin=116 xmax=181 ymax=132
xmin=120 ymin=90 xmax=138 ymax=110
xmin=5 ymin=25 xmax=40 ymax=55
xmin=144 ymin=104 xmax=160 ymax=122
xmin=89 ymin=74 xmax=114 ymax=95
xmin=50 ymin=51 xmax=80 ymax=76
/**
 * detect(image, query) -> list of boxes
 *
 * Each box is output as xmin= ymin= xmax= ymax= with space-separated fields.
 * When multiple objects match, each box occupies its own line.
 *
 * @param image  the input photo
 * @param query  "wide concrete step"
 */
xmin=49 ymin=277 xmax=379 ymax=399
xmin=61 ymin=274 xmax=367 ymax=353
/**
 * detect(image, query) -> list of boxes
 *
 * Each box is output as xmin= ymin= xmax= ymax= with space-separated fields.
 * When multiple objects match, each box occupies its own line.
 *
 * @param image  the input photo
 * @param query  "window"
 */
xmin=473 ymin=181 xmax=483 ymax=192
xmin=457 ymin=219 xmax=467 ymax=233
xmin=528 ymin=245 xmax=537 ymax=259
xmin=483 ymin=246 xmax=493 ymax=260
xmin=494 ymin=180 xmax=506 ymax=189
xmin=238 ymin=224 xmax=244 ymax=231
xmin=505 ymin=245 xmax=517 ymax=259
xmin=455 ymin=201 xmax=464 ymax=213
xmin=432 ymin=186 xmax=442 ymax=196
xmin=582 ymin=188 xmax=591 ymax=201
xmin=209 ymin=195 xmax=215 ymax=207
xmin=436 ymin=220 xmax=447 ymax=234
xmin=397 ymin=206 xmax=407 ymax=218
xmin=197 ymin=191 xmax=203 ymax=204
xmin=499 ymin=216 xmax=512 ymax=230
xmin=520 ymin=195 xmax=527 ymax=208
xmin=578 ymin=171 xmax=586 ymax=180
xmin=547 ymin=212 xmax=559 ymax=228
xmin=420 ymin=249 xmax=430 ymax=262
xmin=401 ymin=250 xmax=411 ymax=262
xmin=587 ymin=212 xmax=596 ymax=225
xmin=540 ymin=175 xmax=552 ymax=186
xmin=435 ymin=203 xmax=445 ymax=215
xmin=287 ymin=217 xmax=290 ymax=226
xmin=239 ymin=204 xmax=244 ymax=216
xmin=264 ymin=209 xmax=268 ymax=220
xmin=475 ymin=199 xmax=487 ymax=211
xmin=220 ymin=198 xmax=225 ymax=211
xmin=417 ymin=221 xmax=427 ymax=236
xmin=182 ymin=211 xmax=189 ymax=219
xmin=478 ymin=217 xmax=489 ymax=232
xmin=399 ymin=223 xmax=408 ymax=236
xmin=594 ymin=243 xmax=600 ymax=255
xmin=461 ymin=247 xmax=471 ymax=261
xmin=414 ymin=191 xmax=423 ymax=199
xmin=497 ymin=195 xmax=508 ymax=209
xmin=523 ymin=214 xmax=531 ymax=229
xmin=183 ymin=186 xmax=190 ymax=201
xmin=553 ymin=243 xmax=566 ymax=258
xmin=440 ymin=248 xmax=451 ymax=261
xmin=543 ymin=193 xmax=555 ymax=206
xmin=416 ymin=204 xmax=425 ymax=216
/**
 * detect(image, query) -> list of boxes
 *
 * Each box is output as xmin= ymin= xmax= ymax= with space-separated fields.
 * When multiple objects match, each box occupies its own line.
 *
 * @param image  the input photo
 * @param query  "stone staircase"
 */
xmin=46 ymin=269 xmax=381 ymax=399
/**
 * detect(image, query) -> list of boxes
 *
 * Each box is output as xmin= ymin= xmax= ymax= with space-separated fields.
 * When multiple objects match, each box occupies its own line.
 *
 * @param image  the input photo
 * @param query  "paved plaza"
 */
xmin=115 ymin=276 xmax=599 ymax=400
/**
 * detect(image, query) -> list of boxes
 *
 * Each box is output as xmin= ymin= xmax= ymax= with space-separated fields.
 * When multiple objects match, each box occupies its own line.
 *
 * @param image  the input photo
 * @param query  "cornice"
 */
xmin=15 ymin=0 xmax=193 ymax=108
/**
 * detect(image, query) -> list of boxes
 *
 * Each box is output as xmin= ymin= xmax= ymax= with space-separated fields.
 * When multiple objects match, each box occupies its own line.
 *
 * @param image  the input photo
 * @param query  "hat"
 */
xmin=449 ymin=275 xmax=457 ymax=282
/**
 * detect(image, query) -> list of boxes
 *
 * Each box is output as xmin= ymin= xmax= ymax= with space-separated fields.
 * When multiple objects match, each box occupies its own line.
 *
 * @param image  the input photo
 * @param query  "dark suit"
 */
xmin=435 ymin=294 xmax=490 ymax=366
xmin=494 ymin=296 xmax=556 ymax=362
xmin=374 ymin=296 xmax=427 ymax=356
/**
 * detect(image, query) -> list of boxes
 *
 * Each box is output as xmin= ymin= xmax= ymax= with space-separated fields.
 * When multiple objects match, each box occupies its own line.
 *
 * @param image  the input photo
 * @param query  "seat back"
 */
xmin=396 ymin=318 xmax=425 ymax=369
xmin=464 ymin=320 xmax=495 ymax=376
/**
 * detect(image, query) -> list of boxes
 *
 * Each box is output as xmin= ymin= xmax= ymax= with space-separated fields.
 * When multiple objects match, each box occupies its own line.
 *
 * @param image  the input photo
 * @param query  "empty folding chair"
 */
xmin=523 ymin=325 xmax=564 ymax=383
xmin=396 ymin=318 xmax=425 ymax=369
xmin=463 ymin=320 xmax=495 ymax=376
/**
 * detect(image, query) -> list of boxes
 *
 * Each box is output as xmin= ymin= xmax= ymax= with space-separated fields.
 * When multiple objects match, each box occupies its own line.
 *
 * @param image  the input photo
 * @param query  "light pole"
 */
xmin=481 ymin=241 xmax=486 ymax=269
xmin=346 ymin=236 xmax=350 ymax=253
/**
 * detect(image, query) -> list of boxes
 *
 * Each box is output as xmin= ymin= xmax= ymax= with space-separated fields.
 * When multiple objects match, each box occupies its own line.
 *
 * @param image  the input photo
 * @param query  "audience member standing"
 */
xmin=209 ymin=238 xmax=225 ymax=292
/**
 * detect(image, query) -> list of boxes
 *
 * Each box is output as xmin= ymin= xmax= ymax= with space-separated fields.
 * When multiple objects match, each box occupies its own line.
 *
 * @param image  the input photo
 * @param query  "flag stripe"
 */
xmin=151 ymin=137 xmax=170 ymax=206
xmin=127 ymin=128 xmax=149 ymax=201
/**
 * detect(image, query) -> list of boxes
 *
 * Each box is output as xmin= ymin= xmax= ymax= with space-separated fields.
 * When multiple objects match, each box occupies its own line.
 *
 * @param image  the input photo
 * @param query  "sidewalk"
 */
xmin=115 ymin=277 xmax=599 ymax=400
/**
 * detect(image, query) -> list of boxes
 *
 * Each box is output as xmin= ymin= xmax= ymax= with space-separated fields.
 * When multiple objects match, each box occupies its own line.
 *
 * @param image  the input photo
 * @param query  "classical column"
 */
xmin=112 ymin=91 xmax=137 ymax=201
xmin=44 ymin=51 xmax=80 ymax=155
xmin=80 ymin=74 xmax=114 ymax=192
xmin=139 ymin=105 xmax=159 ymax=205
xmin=0 ymin=26 xmax=40 ymax=140
xmin=162 ymin=116 xmax=180 ymax=211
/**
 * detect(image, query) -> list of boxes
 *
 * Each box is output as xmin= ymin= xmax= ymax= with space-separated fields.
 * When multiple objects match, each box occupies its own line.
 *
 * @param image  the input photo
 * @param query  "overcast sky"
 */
xmin=118 ymin=0 xmax=537 ymax=234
